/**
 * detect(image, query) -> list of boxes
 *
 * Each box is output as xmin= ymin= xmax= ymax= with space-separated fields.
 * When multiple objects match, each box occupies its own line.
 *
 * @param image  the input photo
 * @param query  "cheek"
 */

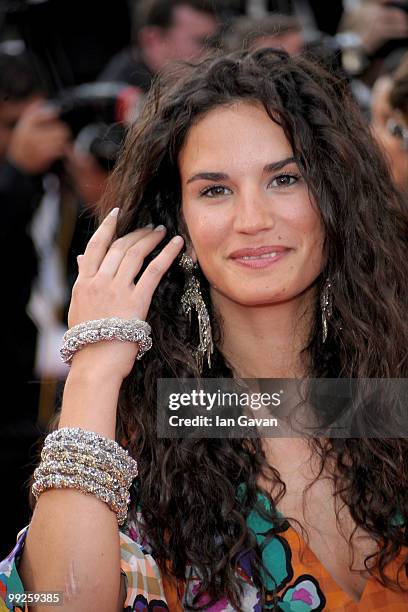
xmin=282 ymin=199 xmax=324 ymax=265
xmin=280 ymin=193 xmax=319 ymax=226
xmin=184 ymin=206 xmax=229 ymax=254
xmin=299 ymin=213 xmax=325 ymax=272
xmin=183 ymin=207 xmax=230 ymax=289
xmin=285 ymin=195 xmax=322 ymax=239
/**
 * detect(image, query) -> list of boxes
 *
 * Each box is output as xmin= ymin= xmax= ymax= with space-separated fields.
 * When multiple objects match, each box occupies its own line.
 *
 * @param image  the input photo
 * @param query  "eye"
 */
xmin=199 ymin=185 xmax=231 ymax=198
xmin=270 ymin=174 xmax=299 ymax=188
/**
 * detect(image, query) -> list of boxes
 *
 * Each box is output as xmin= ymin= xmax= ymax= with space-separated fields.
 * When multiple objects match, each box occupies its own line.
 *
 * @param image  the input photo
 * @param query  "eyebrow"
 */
xmin=186 ymin=156 xmax=297 ymax=184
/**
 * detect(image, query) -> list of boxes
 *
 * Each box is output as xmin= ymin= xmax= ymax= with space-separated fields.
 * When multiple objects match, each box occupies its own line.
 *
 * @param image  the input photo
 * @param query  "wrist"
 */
xmin=59 ymin=359 xmax=123 ymax=440
xmin=68 ymin=348 xmax=125 ymax=388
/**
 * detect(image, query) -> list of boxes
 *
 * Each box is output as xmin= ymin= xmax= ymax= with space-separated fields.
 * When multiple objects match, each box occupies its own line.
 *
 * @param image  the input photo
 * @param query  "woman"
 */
xmin=371 ymin=52 xmax=408 ymax=193
xmin=1 ymin=48 xmax=407 ymax=611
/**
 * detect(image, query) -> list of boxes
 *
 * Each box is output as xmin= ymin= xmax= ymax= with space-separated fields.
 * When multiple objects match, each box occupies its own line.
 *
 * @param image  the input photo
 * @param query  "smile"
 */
xmin=231 ymin=250 xmax=290 ymax=269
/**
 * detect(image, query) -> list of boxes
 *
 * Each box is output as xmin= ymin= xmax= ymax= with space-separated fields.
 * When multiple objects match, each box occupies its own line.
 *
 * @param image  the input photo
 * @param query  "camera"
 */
xmin=50 ymin=82 xmax=143 ymax=171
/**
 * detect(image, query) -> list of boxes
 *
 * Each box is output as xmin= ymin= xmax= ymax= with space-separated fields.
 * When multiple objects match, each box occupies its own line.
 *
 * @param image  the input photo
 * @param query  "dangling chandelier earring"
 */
xmin=179 ymin=253 xmax=214 ymax=373
xmin=320 ymin=277 xmax=333 ymax=344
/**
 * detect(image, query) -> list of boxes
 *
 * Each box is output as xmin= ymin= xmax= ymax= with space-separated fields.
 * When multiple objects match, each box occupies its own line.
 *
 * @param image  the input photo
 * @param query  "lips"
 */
xmin=229 ymin=245 xmax=291 ymax=259
xmin=228 ymin=245 xmax=291 ymax=269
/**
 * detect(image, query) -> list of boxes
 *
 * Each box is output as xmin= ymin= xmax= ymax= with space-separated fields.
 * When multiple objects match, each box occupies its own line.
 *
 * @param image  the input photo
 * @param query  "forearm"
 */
xmin=16 ymin=198 xmax=183 ymax=610
xmin=58 ymin=347 xmax=122 ymax=438
xmin=19 ymin=353 xmax=124 ymax=611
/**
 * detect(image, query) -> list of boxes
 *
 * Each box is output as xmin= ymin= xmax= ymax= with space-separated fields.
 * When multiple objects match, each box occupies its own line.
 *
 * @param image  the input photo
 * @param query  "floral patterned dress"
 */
xmin=1 ymin=483 xmax=407 ymax=611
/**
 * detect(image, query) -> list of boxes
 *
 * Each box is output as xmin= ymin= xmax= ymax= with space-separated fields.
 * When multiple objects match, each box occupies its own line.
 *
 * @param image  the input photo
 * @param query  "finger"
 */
xmin=39 ymin=127 xmax=71 ymax=145
xmin=79 ymin=208 xmax=121 ymax=276
xmin=387 ymin=8 xmax=408 ymax=21
xmin=381 ymin=10 xmax=408 ymax=27
xmin=114 ymin=225 xmax=168 ymax=283
xmin=36 ymin=133 xmax=71 ymax=152
xmin=132 ymin=235 xmax=184 ymax=314
xmin=51 ymin=125 xmax=72 ymax=140
xmin=44 ymin=138 xmax=72 ymax=156
xmin=25 ymin=104 xmax=61 ymax=125
xmin=381 ymin=12 xmax=408 ymax=28
xmin=96 ymin=225 xmax=156 ymax=278
xmin=380 ymin=25 xmax=408 ymax=39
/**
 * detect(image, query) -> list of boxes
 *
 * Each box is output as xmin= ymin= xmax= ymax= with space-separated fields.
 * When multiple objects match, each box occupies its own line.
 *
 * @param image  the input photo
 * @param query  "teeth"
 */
xmin=240 ymin=252 xmax=278 ymax=260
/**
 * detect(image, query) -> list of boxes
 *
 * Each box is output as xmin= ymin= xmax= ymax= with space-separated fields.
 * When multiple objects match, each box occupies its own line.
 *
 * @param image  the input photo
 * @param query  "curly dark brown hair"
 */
xmin=68 ymin=48 xmax=408 ymax=609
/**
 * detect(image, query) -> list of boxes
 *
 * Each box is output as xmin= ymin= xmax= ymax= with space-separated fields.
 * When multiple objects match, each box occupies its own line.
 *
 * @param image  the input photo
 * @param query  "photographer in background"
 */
xmin=98 ymin=0 xmax=220 ymax=91
xmin=221 ymin=13 xmax=304 ymax=54
xmin=337 ymin=0 xmax=408 ymax=83
xmin=0 ymin=48 xmax=71 ymax=558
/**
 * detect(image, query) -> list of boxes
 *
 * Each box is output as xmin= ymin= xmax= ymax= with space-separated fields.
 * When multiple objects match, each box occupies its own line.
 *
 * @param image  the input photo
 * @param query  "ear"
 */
xmin=189 ymin=246 xmax=198 ymax=264
xmin=178 ymin=212 xmax=197 ymax=263
xmin=182 ymin=238 xmax=197 ymax=264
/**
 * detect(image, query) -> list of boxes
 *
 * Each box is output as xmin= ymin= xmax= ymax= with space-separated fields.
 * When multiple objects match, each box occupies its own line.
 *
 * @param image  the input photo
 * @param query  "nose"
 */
xmin=232 ymin=187 xmax=275 ymax=234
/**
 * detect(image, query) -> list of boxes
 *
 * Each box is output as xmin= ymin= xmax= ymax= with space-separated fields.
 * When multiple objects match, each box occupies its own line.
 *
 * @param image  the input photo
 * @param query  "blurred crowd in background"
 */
xmin=1 ymin=0 xmax=408 ymax=557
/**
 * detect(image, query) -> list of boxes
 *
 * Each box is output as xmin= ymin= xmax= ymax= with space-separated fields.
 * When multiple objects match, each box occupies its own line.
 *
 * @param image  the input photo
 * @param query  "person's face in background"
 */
xmin=163 ymin=5 xmax=217 ymax=61
xmin=0 ymin=95 xmax=42 ymax=161
xmin=371 ymin=76 xmax=408 ymax=192
xmin=140 ymin=4 xmax=218 ymax=73
xmin=250 ymin=30 xmax=303 ymax=55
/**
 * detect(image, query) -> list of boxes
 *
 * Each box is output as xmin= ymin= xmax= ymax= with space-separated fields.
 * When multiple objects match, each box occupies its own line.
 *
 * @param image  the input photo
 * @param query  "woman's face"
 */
xmin=179 ymin=102 xmax=324 ymax=306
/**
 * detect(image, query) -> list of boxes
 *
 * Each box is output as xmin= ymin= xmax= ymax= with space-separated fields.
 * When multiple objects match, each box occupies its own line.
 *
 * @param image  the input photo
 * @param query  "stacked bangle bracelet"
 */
xmin=32 ymin=428 xmax=138 ymax=525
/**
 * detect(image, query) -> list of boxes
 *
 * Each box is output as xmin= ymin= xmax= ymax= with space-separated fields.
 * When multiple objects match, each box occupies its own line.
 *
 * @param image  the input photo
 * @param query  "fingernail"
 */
xmin=172 ymin=235 xmax=184 ymax=244
xmin=154 ymin=224 xmax=166 ymax=231
xmin=42 ymin=102 xmax=60 ymax=113
xmin=110 ymin=207 xmax=120 ymax=217
xmin=145 ymin=223 xmax=154 ymax=229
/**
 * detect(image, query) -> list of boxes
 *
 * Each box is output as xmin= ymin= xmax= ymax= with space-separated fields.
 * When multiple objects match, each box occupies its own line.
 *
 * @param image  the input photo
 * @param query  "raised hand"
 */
xmin=67 ymin=208 xmax=184 ymax=380
xmin=7 ymin=101 xmax=71 ymax=175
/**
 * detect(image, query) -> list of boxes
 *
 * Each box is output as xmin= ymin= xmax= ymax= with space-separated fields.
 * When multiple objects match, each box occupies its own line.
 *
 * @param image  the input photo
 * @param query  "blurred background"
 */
xmin=1 ymin=0 xmax=408 ymax=557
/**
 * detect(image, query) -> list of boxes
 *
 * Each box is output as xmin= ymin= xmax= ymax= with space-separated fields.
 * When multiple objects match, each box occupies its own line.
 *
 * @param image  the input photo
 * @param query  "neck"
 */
xmin=211 ymin=284 xmax=317 ymax=379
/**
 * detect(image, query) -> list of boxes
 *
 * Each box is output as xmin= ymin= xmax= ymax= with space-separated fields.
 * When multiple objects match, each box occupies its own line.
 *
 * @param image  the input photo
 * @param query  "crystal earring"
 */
xmin=320 ymin=277 xmax=333 ymax=344
xmin=179 ymin=253 xmax=214 ymax=373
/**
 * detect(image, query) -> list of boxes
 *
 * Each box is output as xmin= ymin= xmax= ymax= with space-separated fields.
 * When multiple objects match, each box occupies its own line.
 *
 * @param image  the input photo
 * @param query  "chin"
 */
xmin=226 ymin=288 xmax=291 ymax=307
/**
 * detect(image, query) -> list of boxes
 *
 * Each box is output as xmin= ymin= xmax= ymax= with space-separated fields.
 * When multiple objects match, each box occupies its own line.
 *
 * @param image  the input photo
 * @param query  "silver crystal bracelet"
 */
xmin=60 ymin=316 xmax=153 ymax=365
xmin=31 ymin=427 xmax=139 ymax=525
